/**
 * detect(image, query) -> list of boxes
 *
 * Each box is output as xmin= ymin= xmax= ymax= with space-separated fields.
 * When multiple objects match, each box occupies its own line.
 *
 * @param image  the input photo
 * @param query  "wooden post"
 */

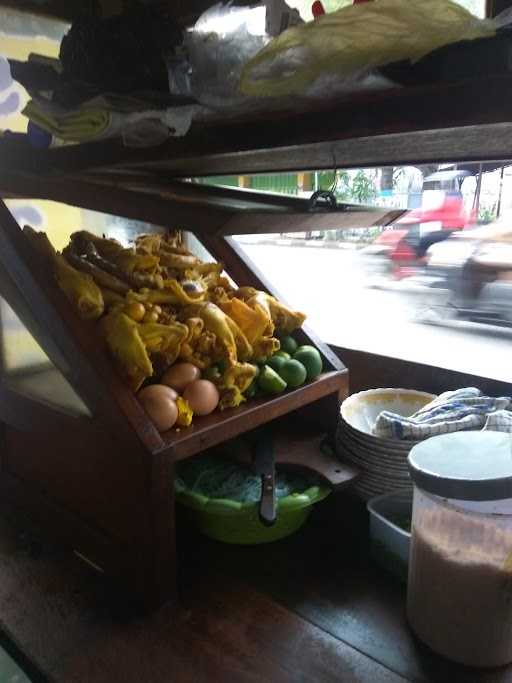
xmin=238 ymin=176 xmax=251 ymax=189
xmin=298 ymin=172 xmax=314 ymax=193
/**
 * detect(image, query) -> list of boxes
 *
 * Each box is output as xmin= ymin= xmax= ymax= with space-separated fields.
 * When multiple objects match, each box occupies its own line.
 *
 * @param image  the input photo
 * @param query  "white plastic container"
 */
xmin=407 ymin=432 xmax=512 ymax=668
xmin=367 ymin=490 xmax=412 ymax=582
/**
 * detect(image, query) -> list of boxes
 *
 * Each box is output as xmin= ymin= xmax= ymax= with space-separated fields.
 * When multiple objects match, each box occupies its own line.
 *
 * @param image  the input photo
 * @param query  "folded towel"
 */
xmin=23 ymin=100 xmax=110 ymax=142
xmin=22 ymin=97 xmax=199 ymax=144
xmin=483 ymin=409 xmax=512 ymax=433
xmin=373 ymin=388 xmax=511 ymax=441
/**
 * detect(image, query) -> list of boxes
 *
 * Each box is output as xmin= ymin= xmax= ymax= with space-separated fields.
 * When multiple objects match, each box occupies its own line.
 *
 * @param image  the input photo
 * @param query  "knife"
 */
xmin=252 ymin=427 xmax=277 ymax=527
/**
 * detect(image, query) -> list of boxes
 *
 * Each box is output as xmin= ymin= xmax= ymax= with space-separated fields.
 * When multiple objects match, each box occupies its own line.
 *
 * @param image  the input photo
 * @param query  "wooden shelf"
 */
xmin=161 ymin=370 xmax=348 ymax=461
xmin=4 ymin=75 xmax=512 ymax=184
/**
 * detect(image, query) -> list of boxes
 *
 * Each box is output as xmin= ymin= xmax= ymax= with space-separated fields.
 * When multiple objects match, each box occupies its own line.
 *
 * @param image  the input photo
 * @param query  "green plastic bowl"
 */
xmin=176 ymin=484 xmax=331 ymax=544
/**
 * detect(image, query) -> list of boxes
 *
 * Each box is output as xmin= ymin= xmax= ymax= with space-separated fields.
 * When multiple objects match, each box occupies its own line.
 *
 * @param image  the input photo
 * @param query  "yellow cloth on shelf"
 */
xmin=22 ymin=100 xmax=111 ymax=142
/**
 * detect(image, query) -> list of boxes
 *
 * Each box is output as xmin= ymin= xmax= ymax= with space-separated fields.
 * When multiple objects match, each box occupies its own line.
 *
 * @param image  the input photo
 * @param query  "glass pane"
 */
xmin=232 ymin=161 xmax=512 ymax=383
xmin=186 ymin=232 xmax=215 ymax=263
xmin=0 ymin=297 xmax=91 ymax=417
xmin=0 ymin=201 xmax=170 ymax=417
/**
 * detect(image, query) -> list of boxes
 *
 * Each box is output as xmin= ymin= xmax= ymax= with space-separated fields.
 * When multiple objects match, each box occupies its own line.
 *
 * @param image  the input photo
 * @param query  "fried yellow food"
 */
xmin=220 ymin=297 xmax=270 ymax=345
xmin=101 ymin=311 xmax=188 ymax=391
xmin=202 ymin=359 xmax=257 ymax=410
xmin=183 ymin=302 xmax=253 ymax=364
xmin=176 ymin=396 xmax=194 ymax=427
xmin=179 ymin=317 xmax=217 ymax=369
xmin=65 ymin=251 xmax=130 ymax=294
xmin=114 ymin=252 xmax=160 ymax=276
xmin=159 ymin=252 xmax=201 ymax=270
xmin=23 ymin=227 xmax=104 ymax=320
xmin=219 ymin=386 xmax=246 ymax=410
xmin=101 ymin=311 xmax=153 ymax=391
xmin=130 ymin=279 xmax=206 ymax=307
xmin=221 ymin=361 xmax=257 ymax=394
xmin=135 ymin=234 xmax=162 ymax=255
xmin=219 ymin=297 xmax=280 ymax=359
xmin=51 ymin=228 xmax=308 ymax=422
xmin=138 ymin=319 xmax=188 ymax=366
xmin=54 ymin=253 xmax=105 ymax=321
xmin=236 ymin=287 xmax=306 ymax=334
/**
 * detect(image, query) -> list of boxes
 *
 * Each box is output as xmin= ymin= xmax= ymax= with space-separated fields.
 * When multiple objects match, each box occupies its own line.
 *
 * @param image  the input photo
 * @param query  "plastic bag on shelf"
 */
xmin=495 ymin=6 xmax=512 ymax=29
xmin=240 ymin=0 xmax=496 ymax=98
xmin=183 ymin=2 xmax=271 ymax=109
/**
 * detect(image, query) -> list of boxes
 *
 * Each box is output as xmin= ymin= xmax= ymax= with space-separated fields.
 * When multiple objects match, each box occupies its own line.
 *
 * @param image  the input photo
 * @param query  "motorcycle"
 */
xmin=399 ymin=226 xmax=512 ymax=328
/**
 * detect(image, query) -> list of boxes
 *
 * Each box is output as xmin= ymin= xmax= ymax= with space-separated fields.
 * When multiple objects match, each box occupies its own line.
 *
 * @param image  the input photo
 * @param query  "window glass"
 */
xmin=205 ymin=162 xmax=512 ymax=383
xmin=0 ymin=296 xmax=91 ymax=417
xmin=0 ymin=198 xmax=171 ymax=411
xmin=0 ymin=200 xmax=168 ymax=417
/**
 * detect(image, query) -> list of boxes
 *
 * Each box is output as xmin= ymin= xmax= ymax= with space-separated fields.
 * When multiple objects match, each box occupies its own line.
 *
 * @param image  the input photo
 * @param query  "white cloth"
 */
xmin=373 ymin=388 xmax=511 ymax=441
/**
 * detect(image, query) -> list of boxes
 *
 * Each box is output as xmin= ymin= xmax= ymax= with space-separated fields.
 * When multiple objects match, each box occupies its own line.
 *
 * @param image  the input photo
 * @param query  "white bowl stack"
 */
xmin=336 ymin=388 xmax=436 ymax=501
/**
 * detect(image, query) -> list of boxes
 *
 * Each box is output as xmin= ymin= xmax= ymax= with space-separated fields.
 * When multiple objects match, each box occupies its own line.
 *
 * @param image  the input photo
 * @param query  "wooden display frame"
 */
xmin=0 ymin=197 xmax=352 ymax=607
xmin=2 ymin=59 xmax=510 ymax=608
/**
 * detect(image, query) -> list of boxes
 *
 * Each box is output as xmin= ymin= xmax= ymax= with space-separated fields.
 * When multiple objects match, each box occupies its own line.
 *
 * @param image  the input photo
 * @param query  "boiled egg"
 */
xmin=183 ymin=380 xmax=219 ymax=416
xmin=161 ymin=363 xmax=201 ymax=393
xmin=138 ymin=384 xmax=178 ymax=432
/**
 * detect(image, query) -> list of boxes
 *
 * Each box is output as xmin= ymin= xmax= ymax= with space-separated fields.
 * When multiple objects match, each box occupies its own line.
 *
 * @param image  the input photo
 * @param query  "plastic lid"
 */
xmin=408 ymin=432 xmax=512 ymax=501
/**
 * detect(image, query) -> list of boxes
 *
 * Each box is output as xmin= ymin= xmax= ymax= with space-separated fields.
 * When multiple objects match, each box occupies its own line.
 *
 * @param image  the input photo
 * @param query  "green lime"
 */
xmin=279 ymin=335 xmax=298 ymax=355
xmin=203 ymin=365 xmax=222 ymax=382
xmin=267 ymin=355 xmax=287 ymax=373
xmin=293 ymin=346 xmax=323 ymax=380
xmin=244 ymin=380 xmax=258 ymax=399
xmin=258 ymin=365 xmax=287 ymax=395
xmin=278 ymin=359 xmax=307 ymax=388
xmin=274 ymin=350 xmax=291 ymax=361
xmin=254 ymin=356 xmax=268 ymax=366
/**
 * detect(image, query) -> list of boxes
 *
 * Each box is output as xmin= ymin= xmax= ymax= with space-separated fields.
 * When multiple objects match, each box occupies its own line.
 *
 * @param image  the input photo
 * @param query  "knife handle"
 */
xmin=259 ymin=473 xmax=277 ymax=527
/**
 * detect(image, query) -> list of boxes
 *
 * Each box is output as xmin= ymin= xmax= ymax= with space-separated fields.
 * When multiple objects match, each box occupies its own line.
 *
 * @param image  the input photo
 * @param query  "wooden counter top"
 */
xmin=0 ymin=494 xmax=509 ymax=682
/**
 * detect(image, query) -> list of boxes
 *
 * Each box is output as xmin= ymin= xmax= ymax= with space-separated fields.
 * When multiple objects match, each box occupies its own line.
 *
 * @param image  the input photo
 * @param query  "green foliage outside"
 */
xmin=479 ymin=205 xmax=497 ymax=224
xmin=317 ymin=169 xmax=377 ymax=204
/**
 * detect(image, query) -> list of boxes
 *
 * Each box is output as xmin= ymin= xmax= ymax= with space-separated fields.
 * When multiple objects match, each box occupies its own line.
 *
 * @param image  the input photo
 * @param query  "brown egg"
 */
xmin=161 ymin=363 xmax=201 ymax=393
xmin=138 ymin=385 xmax=178 ymax=432
xmin=183 ymin=380 xmax=220 ymax=416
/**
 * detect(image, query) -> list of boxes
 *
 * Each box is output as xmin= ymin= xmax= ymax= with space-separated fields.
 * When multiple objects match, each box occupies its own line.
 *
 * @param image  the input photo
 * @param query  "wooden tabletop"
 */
xmin=0 ymin=494 xmax=510 ymax=683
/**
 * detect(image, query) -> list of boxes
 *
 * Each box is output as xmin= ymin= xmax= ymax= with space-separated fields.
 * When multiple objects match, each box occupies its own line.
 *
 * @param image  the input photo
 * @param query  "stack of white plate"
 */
xmin=336 ymin=388 xmax=436 ymax=501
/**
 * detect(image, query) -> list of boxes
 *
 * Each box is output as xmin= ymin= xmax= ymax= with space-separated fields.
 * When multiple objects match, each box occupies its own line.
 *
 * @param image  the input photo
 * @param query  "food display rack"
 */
xmin=1 ymin=65 xmax=512 ymax=606
xmin=0 ymin=185 xmax=364 ymax=607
